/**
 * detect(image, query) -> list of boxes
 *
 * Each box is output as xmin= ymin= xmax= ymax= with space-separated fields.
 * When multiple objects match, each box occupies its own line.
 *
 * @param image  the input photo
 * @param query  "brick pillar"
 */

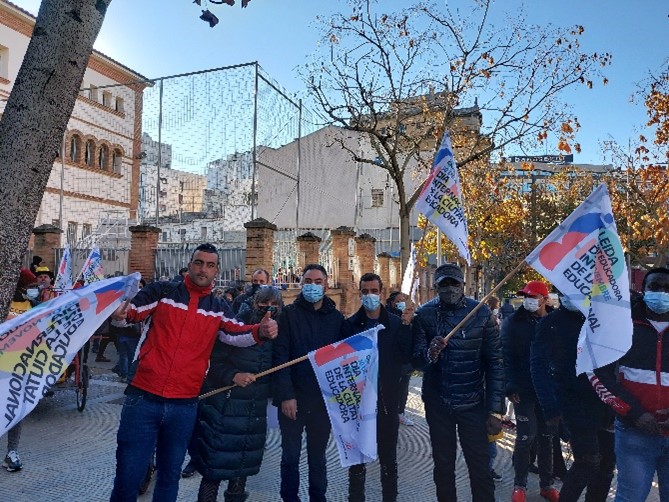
xmin=129 ymin=225 xmax=160 ymax=282
xmin=32 ymin=224 xmax=63 ymax=272
xmin=355 ymin=233 xmax=376 ymax=283
xmin=244 ymin=218 xmax=277 ymax=282
xmin=330 ymin=226 xmax=356 ymax=315
xmin=296 ymin=232 xmax=321 ymax=269
xmin=377 ymin=252 xmax=391 ymax=298
xmin=390 ymin=256 xmax=401 ymax=290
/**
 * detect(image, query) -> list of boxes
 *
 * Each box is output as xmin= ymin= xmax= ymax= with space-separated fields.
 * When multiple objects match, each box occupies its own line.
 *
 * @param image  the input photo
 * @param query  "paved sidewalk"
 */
xmin=0 ymin=358 xmax=660 ymax=501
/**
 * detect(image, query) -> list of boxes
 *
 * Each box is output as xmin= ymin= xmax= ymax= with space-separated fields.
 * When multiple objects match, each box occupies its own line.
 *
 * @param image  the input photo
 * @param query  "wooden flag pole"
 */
xmin=199 ymin=354 xmax=309 ymax=400
xmin=441 ymin=259 xmax=526 ymax=343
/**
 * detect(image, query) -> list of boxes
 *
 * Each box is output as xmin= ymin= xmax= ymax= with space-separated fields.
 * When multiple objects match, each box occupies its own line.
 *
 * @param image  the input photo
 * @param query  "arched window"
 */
xmin=98 ymin=144 xmax=109 ymax=170
xmin=69 ymin=135 xmax=81 ymax=162
xmin=85 ymin=140 xmax=95 ymax=166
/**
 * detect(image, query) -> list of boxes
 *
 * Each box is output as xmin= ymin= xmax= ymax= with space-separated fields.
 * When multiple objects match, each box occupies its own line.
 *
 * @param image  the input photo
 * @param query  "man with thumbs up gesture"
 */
xmin=109 ymin=243 xmax=277 ymax=502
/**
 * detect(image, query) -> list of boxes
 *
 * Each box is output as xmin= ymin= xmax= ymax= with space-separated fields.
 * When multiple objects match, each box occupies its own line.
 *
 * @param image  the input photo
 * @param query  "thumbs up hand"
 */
xmin=259 ymin=310 xmax=278 ymax=340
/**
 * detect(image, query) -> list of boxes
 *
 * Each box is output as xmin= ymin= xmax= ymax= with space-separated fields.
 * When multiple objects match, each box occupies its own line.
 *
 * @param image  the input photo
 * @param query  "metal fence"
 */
xmin=154 ymin=245 xmax=245 ymax=284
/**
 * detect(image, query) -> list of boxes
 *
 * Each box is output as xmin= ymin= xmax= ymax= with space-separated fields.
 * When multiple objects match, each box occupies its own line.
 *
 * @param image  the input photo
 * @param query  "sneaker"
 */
xmin=540 ymin=487 xmax=560 ymax=502
xmin=181 ymin=460 xmax=197 ymax=478
xmin=399 ymin=413 xmax=415 ymax=426
xmin=4 ymin=450 xmax=22 ymax=472
xmin=491 ymin=469 xmax=502 ymax=481
xmin=511 ymin=487 xmax=526 ymax=502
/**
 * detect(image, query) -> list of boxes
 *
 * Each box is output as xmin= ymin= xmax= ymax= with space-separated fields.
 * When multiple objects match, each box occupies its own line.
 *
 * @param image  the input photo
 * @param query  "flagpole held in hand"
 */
xmin=199 ymin=354 xmax=310 ymax=400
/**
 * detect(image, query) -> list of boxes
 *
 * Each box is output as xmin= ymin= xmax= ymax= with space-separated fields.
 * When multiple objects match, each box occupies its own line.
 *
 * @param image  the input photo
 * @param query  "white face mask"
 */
xmin=523 ymin=297 xmax=540 ymax=312
xmin=492 ymin=308 xmax=499 ymax=316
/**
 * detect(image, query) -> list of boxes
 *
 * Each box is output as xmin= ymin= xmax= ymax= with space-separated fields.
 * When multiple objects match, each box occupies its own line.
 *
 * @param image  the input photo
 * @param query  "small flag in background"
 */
xmin=400 ymin=244 xmax=419 ymax=303
xmin=525 ymin=184 xmax=632 ymax=375
xmin=415 ymin=130 xmax=471 ymax=264
xmin=54 ymin=244 xmax=73 ymax=291
xmin=308 ymin=326 xmax=381 ymax=467
xmin=80 ymin=246 xmax=105 ymax=285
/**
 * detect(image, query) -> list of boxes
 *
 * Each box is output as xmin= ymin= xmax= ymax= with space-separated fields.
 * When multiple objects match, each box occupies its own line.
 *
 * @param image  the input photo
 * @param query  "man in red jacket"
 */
xmin=109 ymin=243 xmax=277 ymax=502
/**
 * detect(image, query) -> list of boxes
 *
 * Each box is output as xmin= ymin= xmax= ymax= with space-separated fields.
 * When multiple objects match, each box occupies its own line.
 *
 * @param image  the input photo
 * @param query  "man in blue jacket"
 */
xmin=273 ymin=264 xmax=345 ymax=502
xmin=344 ymin=273 xmax=412 ymax=502
xmin=413 ymin=263 xmax=504 ymax=502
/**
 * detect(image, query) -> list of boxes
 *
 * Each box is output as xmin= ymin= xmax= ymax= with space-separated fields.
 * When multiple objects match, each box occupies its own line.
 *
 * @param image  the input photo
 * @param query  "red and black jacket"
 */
xmin=126 ymin=275 xmax=260 ymax=399
xmin=591 ymin=300 xmax=669 ymax=434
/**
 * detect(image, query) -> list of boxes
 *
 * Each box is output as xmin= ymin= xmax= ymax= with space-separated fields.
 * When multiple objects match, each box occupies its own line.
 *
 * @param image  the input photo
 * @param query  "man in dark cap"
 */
xmin=412 ymin=263 xmax=505 ymax=502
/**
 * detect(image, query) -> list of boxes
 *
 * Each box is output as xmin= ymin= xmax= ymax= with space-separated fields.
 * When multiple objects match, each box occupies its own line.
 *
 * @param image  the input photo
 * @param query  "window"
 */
xmin=88 ymin=85 xmax=98 ymax=102
xmin=201 ymin=227 xmax=207 ymax=240
xmin=52 ymin=218 xmax=60 ymax=228
xmin=112 ymin=149 xmax=123 ymax=173
xmin=371 ymin=188 xmax=384 ymax=207
xmin=102 ymin=91 xmax=112 ymax=107
xmin=85 ymin=140 xmax=94 ymax=166
xmin=67 ymin=222 xmax=78 ymax=244
xmin=115 ymin=97 xmax=124 ymax=113
xmin=98 ymin=144 xmax=109 ymax=170
xmin=0 ymin=45 xmax=8 ymax=80
xmin=70 ymin=135 xmax=81 ymax=162
xmin=162 ymin=232 xmax=168 ymax=241
xmin=82 ymin=223 xmax=92 ymax=239
xmin=178 ymin=194 xmax=184 ymax=204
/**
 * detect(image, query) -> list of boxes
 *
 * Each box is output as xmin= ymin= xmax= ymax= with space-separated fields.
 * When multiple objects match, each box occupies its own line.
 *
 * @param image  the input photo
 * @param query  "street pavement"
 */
xmin=0 ymin=351 xmax=661 ymax=501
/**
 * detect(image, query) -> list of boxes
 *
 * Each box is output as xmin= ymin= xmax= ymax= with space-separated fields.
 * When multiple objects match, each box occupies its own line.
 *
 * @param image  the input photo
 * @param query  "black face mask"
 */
xmin=438 ymin=286 xmax=463 ymax=307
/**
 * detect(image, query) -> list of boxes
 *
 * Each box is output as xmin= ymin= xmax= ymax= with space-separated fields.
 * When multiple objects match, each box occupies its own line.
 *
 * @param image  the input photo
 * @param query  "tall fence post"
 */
xmin=32 ymin=224 xmax=63 ymax=272
xmin=377 ymin=252 xmax=391 ymax=298
xmin=244 ymin=218 xmax=277 ymax=282
xmin=354 ymin=233 xmax=376 ymax=285
xmin=129 ymin=224 xmax=160 ymax=282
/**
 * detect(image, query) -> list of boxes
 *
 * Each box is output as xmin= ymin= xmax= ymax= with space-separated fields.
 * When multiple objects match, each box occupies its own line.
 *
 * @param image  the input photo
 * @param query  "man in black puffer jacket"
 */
xmin=501 ymin=280 xmax=558 ymax=502
xmin=343 ymin=273 xmax=412 ymax=502
xmin=412 ymin=263 xmax=505 ymax=502
xmin=530 ymin=294 xmax=615 ymax=502
xmin=273 ymin=264 xmax=345 ymax=502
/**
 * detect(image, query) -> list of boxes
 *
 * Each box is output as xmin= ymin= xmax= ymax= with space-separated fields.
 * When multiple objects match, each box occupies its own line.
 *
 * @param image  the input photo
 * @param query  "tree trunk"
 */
xmin=0 ymin=0 xmax=112 ymax=320
xmin=398 ymin=200 xmax=411 ymax=279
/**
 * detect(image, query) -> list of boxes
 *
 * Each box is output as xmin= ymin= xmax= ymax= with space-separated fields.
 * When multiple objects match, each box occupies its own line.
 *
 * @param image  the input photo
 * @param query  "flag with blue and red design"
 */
xmin=415 ymin=129 xmax=471 ymax=264
xmin=308 ymin=325 xmax=380 ymax=467
xmin=80 ymin=246 xmax=105 ymax=285
xmin=0 ymin=273 xmax=140 ymax=436
xmin=54 ymin=244 xmax=73 ymax=291
xmin=525 ymin=184 xmax=632 ymax=374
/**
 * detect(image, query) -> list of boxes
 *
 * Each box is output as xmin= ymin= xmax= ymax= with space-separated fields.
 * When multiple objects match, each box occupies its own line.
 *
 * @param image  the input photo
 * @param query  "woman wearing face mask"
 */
xmin=501 ymin=280 xmax=560 ymax=502
xmin=192 ymin=286 xmax=283 ymax=502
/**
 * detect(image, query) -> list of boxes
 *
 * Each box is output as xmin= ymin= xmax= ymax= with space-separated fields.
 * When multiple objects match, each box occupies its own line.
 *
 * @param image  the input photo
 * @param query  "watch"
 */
xmin=488 ymin=412 xmax=503 ymax=421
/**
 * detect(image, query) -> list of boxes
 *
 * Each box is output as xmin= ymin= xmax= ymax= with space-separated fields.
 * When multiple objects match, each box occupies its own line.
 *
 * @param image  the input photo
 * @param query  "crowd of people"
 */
xmin=3 ymin=246 xmax=669 ymax=502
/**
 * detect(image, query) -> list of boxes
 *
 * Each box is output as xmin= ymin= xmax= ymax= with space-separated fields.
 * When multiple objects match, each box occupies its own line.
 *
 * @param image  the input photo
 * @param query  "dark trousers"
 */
xmin=512 ymin=397 xmax=553 ymax=489
xmin=278 ymin=402 xmax=331 ymax=502
xmin=558 ymin=426 xmax=615 ymax=502
xmin=424 ymin=399 xmax=494 ymax=502
xmin=397 ymin=372 xmax=411 ymax=414
xmin=349 ymin=409 xmax=400 ymax=501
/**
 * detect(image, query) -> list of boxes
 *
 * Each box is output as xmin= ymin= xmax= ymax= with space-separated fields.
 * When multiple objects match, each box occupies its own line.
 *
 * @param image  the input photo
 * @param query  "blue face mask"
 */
xmin=396 ymin=301 xmax=406 ymax=312
xmin=644 ymin=291 xmax=669 ymax=314
xmin=302 ymin=283 xmax=324 ymax=304
xmin=361 ymin=294 xmax=381 ymax=312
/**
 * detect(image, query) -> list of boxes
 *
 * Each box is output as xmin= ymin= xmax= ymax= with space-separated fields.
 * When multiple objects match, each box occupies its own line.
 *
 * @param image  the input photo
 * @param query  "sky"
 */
xmin=13 ymin=0 xmax=669 ymax=165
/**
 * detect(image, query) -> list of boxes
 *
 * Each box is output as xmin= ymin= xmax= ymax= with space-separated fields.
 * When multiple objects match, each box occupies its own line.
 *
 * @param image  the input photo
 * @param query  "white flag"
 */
xmin=525 ymin=184 xmax=632 ymax=374
xmin=415 ymin=130 xmax=471 ymax=264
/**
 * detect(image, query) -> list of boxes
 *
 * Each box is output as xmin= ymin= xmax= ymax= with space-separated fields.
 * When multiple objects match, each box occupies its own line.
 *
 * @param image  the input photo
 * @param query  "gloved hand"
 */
xmin=486 ymin=415 xmax=502 ymax=435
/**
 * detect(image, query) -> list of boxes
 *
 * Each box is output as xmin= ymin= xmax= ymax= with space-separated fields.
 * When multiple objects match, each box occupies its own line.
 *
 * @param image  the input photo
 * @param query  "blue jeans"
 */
xmin=116 ymin=335 xmax=140 ymax=381
xmin=110 ymin=392 xmax=197 ymax=502
xmin=614 ymin=419 xmax=669 ymax=502
xmin=278 ymin=401 xmax=331 ymax=502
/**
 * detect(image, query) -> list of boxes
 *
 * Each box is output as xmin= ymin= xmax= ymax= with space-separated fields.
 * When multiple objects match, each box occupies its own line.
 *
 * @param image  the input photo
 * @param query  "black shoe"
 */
xmin=528 ymin=463 xmax=540 ymax=474
xmin=491 ymin=469 xmax=502 ymax=481
xmin=181 ymin=460 xmax=197 ymax=478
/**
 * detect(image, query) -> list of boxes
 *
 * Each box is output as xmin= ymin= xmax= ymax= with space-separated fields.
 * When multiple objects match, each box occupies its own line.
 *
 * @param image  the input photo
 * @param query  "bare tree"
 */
xmin=305 ymin=0 xmax=610 ymax=271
